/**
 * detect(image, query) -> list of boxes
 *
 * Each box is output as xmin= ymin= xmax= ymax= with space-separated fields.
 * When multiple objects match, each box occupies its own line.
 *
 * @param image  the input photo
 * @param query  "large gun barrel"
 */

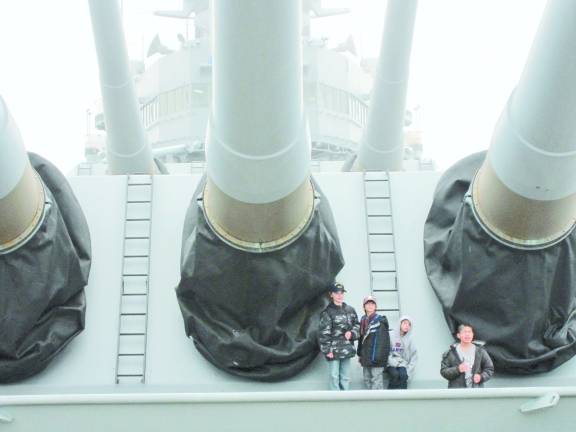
xmin=0 ymin=97 xmax=45 ymax=252
xmin=424 ymin=0 xmax=576 ymax=375
xmin=472 ymin=0 xmax=576 ymax=247
xmin=354 ymin=0 xmax=418 ymax=171
xmin=87 ymin=0 xmax=154 ymax=175
xmin=0 ymin=97 xmax=91 ymax=383
xmin=203 ymin=0 xmax=313 ymax=250
xmin=176 ymin=0 xmax=344 ymax=380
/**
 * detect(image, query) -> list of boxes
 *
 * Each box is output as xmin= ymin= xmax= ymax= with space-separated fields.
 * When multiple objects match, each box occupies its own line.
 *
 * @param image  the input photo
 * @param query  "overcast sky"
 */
xmin=0 ymin=0 xmax=546 ymax=173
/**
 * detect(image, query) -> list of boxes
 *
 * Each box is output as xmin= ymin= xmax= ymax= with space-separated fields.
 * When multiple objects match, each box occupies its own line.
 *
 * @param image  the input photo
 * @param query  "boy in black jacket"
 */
xmin=440 ymin=323 xmax=494 ymax=388
xmin=357 ymin=296 xmax=390 ymax=389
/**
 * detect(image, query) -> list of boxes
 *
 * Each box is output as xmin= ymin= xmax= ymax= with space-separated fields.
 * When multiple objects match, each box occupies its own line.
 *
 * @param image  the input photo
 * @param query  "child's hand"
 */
xmin=326 ymin=352 xmax=334 ymax=359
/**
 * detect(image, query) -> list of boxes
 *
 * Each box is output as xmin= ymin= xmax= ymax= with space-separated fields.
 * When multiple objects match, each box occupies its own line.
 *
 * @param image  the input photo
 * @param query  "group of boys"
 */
xmin=318 ymin=282 xmax=494 ymax=390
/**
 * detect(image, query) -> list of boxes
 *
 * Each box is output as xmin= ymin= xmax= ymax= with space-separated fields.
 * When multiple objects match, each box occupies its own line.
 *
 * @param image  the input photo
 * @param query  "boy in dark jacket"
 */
xmin=318 ymin=282 xmax=360 ymax=390
xmin=440 ymin=323 xmax=494 ymax=388
xmin=357 ymin=296 xmax=390 ymax=389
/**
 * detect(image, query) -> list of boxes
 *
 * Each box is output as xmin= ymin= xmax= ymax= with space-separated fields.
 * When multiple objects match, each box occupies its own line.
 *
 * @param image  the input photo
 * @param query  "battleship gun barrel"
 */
xmin=355 ymin=0 xmax=418 ymax=171
xmin=204 ymin=0 xmax=313 ymax=250
xmin=472 ymin=0 xmax=576 ymax=247
xmin=0 ymin=99 xmax=90 ymax=383
xmin=424 ymin=0 xmax=576 ymax=374
xmin=0 ymin=97 xmax=45 ymax=252
xmin=177 ymin=0 xmax=343 ymax=379
xmin=87 ymin=0 xmax=154 ymax=175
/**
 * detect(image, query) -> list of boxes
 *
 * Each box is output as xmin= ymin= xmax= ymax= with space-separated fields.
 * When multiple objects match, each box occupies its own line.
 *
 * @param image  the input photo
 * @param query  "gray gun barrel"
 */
xmin=203 ymin=0 xmax=313 ymax=251
xmin=471 ymin=0 xmax=576 ymax=248
xmin=88 ymin=0 xmax=155 ymax=175
xmin=354 ymin=0 xmax=418 ymax=171
xmin=0 ymin=97 xmax=45 ymax=253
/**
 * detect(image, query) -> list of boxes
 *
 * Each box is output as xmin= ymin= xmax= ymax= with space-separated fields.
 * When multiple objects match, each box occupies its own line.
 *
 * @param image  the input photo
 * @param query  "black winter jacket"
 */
xmin=440 ymin=343 xmax=494 ymax=388
xmin=319 ymin=302 xmax=360 ymax=360
xmin=357 ymin=313 xmax=390 ymax=367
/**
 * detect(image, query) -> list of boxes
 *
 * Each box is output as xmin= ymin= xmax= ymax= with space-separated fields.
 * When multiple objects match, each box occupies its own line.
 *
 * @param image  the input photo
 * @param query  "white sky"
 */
xmin=0 ymin=0 xmax=546 ymax=173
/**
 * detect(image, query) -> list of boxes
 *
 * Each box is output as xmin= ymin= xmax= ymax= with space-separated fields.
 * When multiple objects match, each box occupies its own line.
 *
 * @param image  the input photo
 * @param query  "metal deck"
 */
xmin=1 ymin=172 xmax=576 ymax=430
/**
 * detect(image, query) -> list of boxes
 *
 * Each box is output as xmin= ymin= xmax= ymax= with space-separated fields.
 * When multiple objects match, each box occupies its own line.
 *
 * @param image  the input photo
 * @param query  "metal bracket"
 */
xmin=0 ymin=409 xmax=13 ymax=424
xmin=519 ymin=392 xmax=560 ymax=413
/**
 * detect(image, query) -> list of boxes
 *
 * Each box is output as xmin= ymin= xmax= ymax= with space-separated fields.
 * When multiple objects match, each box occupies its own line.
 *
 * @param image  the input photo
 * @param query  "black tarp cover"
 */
xmin=0 ymin=153 xmax=91 ymax=383
xmin=424 ymin=151 xmax=576 ymax=374
xmin=176 ymin=176 xmax=344 ymax=381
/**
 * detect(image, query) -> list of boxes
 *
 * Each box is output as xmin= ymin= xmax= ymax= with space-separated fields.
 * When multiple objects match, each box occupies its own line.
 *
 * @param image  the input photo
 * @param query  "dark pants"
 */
xmin=387 ymin=366 xmax=408 ymax=389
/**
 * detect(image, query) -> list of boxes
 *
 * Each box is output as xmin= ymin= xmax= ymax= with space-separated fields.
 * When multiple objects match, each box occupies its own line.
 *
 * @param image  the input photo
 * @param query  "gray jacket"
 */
xmin=387 ymin=316 xmax=417 ymax=378
xmin=440 ymin=343 xmax=494 ymax=388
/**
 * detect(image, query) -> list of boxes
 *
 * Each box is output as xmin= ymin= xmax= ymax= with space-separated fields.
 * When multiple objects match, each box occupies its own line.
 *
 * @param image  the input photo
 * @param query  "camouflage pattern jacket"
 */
xmin=319 ymin=302 xmax=360 ymax=360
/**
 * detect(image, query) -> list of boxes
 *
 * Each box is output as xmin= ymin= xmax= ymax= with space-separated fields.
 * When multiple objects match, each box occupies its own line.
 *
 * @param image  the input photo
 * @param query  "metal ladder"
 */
xmin=115 ymin=175 xmax=153 ymax=384
xmin=363 ymin=171 xmax=400 ymax=324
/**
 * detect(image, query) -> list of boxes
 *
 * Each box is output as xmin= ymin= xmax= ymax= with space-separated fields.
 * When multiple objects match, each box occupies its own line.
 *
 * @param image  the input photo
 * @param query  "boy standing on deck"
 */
xmin=440 ymin=323 xmax=494 ymax=388
xmin=318 ymin=282 xmax=360 ymax=390
xmin=387 ymin=316 xmax=418 ymax=389
xmin=357 ymin=295 xmax=390 ymax=389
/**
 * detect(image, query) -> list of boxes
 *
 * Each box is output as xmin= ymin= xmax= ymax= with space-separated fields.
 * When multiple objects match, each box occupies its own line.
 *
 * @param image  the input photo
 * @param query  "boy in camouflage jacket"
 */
xmin=319 ymin=282 xmax=360 ymax=390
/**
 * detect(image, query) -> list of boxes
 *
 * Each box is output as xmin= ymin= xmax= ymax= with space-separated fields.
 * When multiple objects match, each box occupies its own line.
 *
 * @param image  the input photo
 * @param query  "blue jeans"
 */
xmin=387 ymin=366 xmax=408 ymax=389
xmin=328 ymin=358 xmax=351 ymax=390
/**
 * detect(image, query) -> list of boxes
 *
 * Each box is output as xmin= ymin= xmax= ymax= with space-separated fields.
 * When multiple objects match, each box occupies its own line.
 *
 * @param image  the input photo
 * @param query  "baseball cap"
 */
xmin=363 ymin=295 xmax=377 ymax=306
xmin=329 ymin=282 xmax=346 ymax=293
